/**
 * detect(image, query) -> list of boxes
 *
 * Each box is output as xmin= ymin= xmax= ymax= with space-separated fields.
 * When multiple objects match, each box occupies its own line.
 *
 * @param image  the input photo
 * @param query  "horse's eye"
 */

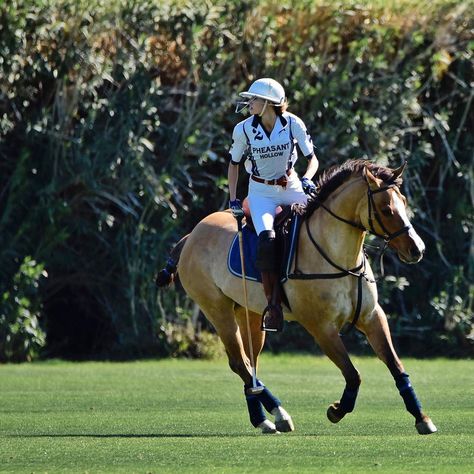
xmin=382 ymin=208 xmax=393 ymax=217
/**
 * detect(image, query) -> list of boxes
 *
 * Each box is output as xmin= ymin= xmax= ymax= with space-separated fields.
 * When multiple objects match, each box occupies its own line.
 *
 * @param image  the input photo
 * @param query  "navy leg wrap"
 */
xmin=244 ymin=379 xmax=281 ymax=427
xmin=258 ymin=385 xmax=281 ymax=413
xmin=339 ymin=386 xmax=359 ymax=413
xmin=244 ymin=382 xmax=266 ymax=427
xmin=395 ymin=372 xmax=422 ymax=419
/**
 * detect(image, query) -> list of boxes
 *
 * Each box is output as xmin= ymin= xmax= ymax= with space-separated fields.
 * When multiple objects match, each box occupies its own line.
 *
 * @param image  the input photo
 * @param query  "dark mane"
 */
xmin=303 ymin=159 xmax=403 ymax=218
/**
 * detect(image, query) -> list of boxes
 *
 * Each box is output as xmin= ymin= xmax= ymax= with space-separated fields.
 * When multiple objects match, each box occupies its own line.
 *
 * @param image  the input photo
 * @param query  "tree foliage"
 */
xmin=0 ymin=0 xmax=472 ymax=360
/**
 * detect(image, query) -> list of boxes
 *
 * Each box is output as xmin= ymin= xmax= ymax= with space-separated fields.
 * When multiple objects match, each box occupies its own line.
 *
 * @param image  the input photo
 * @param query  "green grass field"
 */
xmin=0 ymin=355 xmax=473 ymax=473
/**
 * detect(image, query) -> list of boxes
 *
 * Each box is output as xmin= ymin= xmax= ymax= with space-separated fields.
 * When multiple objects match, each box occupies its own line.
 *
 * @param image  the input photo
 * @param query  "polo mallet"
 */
xmin=236 ymin=215 xmax=264 ymax=395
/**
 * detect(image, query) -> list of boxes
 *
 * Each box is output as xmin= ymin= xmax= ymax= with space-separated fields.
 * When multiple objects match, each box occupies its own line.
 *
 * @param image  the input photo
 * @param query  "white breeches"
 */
xmin=247 ymin=175 xmax=308 ymax=235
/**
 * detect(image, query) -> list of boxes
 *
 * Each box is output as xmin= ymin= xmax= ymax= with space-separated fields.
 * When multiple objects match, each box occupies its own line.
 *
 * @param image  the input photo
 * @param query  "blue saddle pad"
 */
xmin=227 ymin=215 xmax=301 ymax=283
xmin=227 ymin=225 xmax=261 ymax=282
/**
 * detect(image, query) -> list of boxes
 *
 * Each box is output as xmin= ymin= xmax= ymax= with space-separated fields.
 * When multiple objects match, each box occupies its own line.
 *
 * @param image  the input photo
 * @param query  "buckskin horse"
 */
xmin=157 ymin=159 xmax=437 ymax=435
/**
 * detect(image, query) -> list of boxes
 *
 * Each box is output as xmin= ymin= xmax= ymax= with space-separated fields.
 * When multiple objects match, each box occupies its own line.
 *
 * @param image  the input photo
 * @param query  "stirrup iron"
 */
xmin=261 ymin=304 xmax=284 ymax=332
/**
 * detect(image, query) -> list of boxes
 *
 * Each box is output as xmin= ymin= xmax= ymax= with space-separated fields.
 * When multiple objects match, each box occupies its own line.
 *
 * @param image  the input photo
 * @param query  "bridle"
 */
xmin=365 ymin=181 xmax=412 ymax=243
xmin=317 ymin=176 xmax=412 ymax=245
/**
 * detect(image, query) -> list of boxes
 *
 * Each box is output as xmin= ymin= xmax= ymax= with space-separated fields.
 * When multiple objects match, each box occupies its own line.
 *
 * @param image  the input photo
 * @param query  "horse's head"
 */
xmin=362 ymin=164 xmax=425 ymax=264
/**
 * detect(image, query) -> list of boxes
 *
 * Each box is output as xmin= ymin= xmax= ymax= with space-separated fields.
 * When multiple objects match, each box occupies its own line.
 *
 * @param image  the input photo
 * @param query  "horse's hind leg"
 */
xmin=301 ymin=320 xmax=362 ymax=423
xmin=358 ymin=304 xmax=437 ymax=435
xmin=235 ymin=306 xmax=295 ymax=433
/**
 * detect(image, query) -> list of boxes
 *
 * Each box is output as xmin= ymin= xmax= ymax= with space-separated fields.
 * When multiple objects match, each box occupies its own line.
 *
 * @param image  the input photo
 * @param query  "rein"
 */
xmin=318 ymin=179 xmax=412 ymax=243
xmin=289 ymin=178 xmax=412 ymax=334
xmin=365 ymin=181 xmax=412 ymax=273
xmin=318 ymin=179 xmax=412 ymax=274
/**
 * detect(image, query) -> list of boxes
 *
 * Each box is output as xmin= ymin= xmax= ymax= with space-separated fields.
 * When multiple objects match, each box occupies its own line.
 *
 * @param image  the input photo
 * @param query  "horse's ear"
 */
xmin=391 ymin=161 xmax=407 ymax=181
xmin=363 ymin=166 xmax=382 ymax=190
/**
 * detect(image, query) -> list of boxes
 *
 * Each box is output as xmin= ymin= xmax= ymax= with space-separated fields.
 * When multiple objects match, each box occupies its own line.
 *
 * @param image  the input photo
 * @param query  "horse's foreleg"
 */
xmin=234 ymin=305 xmax=266 ymax=367
xmin=303 ymin=321 xmax=361 ymax=423
xmin=359 ymin=304 xmax=437 ymax=435
xmin=234 ymin=306 xmax=294 ymax=433
xmin=202 ymin=299 xmax=279 ymax=433
xmin=212 ymin=311 xmax=272 ymax=432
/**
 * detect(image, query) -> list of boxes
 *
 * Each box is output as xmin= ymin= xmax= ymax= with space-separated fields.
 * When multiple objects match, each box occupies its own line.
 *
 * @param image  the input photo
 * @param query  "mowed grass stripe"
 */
xmin=0 ymin=355 xmax=473 ymax=473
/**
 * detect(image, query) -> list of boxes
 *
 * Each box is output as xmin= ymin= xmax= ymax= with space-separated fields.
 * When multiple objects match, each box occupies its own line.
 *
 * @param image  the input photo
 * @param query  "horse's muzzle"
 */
xmin=395 ymin=228 xmax=425 ymax=264
xmin=400 ymin=247 xmax=424 ymax=264
xmin=399 ymin=241 xmax=425 ymax=264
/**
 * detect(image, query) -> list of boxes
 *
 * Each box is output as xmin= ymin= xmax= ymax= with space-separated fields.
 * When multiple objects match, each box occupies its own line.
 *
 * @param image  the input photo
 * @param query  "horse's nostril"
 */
xmin=412 ymin=247 xmax=423 ymax=259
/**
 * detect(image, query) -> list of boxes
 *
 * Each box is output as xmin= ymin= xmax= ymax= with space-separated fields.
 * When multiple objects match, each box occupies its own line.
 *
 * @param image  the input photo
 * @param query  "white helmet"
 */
xmin=236 ymin=78 xmax=286 ymax=113
xmin=239 ymin=78 xmax=285 ymax=104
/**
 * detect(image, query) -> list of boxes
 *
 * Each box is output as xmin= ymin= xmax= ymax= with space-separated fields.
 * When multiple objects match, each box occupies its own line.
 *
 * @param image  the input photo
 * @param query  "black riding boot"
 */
xmin=261 ymin=271 xmax=284 ymax=332
xmin=256 ymin=230 xmax=284 ymax=333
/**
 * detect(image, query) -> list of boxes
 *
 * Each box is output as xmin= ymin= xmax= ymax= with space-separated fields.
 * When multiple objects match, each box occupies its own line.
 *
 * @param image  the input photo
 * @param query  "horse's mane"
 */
xmin=303 ymin=159 xmax=403 ymax=218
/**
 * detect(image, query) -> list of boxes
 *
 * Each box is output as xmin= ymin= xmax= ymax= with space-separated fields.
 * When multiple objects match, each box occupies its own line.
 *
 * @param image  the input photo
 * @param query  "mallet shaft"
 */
xmin=237 ymin=217 xmax=259 ymax=391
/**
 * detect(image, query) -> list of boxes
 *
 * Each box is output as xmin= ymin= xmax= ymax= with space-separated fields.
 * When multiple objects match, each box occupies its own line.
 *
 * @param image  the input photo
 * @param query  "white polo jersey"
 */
xmin=229 ymin=112 xmax=314 ymax=180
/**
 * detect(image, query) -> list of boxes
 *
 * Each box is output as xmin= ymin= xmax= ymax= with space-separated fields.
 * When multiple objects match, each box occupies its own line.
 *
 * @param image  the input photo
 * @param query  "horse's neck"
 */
xmin=300 ymin=177 xmax=366 ymax=269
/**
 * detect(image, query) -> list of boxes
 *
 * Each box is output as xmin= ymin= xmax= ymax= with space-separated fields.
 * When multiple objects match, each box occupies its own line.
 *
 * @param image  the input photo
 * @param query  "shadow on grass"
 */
xmin=3 ymin=433 xmax=263 ymax=438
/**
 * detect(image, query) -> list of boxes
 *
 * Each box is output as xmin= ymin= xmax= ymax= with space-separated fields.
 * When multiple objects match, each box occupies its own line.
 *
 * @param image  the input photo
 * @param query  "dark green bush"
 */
xmin=0 ymin=257 xmax=47 ymax=362
xmin=0 ymin=0 xmax=472 ymax=359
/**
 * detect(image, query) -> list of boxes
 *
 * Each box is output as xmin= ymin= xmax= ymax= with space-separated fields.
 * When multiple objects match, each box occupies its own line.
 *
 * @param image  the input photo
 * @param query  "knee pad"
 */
xmin=256 ymin=230 xmax=278 ymax=272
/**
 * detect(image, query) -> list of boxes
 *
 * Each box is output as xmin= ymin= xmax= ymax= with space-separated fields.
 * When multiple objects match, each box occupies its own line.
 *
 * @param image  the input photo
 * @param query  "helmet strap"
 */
xmin=258 ymin=100 xmax=268 ymax=117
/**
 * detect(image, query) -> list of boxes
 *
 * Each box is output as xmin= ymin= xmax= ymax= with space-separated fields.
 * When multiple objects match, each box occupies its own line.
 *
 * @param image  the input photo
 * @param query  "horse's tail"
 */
xmin=155 ymin=234 xmax=189 ymax=287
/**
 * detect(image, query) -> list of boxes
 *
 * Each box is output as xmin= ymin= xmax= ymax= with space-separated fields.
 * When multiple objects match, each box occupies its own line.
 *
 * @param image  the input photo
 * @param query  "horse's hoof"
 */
xmin=272 ymin=406 xmax=295 ymax=432
xmin=276 ymin=418 xmax=295 ymax=433
xmin=416 ymin=417 xmax=437 ymax=435
xmin=327 ymin=402 xmax=345 ymax=424
xmin=258 ymin=419 xmax=280 ymax=434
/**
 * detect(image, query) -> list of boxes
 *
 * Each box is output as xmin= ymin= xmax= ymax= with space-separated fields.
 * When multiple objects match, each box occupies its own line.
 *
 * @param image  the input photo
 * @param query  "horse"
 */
xmin=157 ymin=159 xmax=437 ymax=435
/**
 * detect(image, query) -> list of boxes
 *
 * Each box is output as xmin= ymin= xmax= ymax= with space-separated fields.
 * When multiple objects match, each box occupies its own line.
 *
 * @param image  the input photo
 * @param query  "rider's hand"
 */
xmin=301 ymin=177 xmax=316 ymax=195
xmin=229 ymin=199 xmax=244 ymax=218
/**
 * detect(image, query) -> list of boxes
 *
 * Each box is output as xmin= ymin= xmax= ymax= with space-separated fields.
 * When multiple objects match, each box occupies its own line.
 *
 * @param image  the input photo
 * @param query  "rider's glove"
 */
xmin=301 ymin=177 xmax=316 ymax=195
xmin=229 ymin=199 xmax=244 ymax=218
